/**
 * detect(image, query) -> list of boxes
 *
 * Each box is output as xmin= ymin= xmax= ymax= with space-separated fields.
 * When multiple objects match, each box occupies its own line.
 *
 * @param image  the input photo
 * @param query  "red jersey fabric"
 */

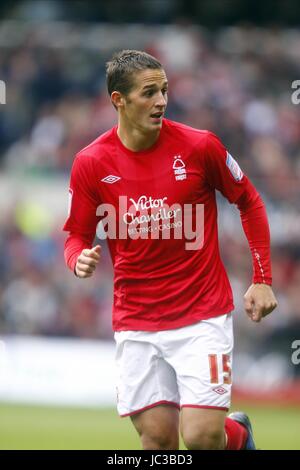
xmin=63 ymin=119 xmax=272 ymax=331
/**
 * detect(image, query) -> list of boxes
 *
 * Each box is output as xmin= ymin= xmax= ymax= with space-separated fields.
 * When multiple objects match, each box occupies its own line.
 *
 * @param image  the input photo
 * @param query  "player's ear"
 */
xmin=111 ymin=91 xmax=124 ymax=110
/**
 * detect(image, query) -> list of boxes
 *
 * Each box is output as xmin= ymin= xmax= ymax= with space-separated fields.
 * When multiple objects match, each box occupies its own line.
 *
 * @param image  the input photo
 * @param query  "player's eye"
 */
xmin=144 ymin=90 xmax=155 ymax=97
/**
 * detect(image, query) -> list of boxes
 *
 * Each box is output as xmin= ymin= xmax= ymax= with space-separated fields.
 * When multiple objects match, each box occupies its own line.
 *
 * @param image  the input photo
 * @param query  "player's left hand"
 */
xmin=244 ymin=283 xmax=278 ymax=323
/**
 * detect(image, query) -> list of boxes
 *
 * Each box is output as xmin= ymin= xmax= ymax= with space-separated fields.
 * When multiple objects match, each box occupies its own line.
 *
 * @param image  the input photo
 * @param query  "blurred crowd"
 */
xmin=0 ymin=21 xmax=300 ymax=378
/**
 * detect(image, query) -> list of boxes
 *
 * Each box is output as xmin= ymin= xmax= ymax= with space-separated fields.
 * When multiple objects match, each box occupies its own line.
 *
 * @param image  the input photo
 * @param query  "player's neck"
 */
xmin=117 ymin=122 xmax=160 ymax=152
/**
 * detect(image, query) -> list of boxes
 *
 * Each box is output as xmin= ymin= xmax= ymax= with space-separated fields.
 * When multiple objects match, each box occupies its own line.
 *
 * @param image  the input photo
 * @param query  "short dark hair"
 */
xmin=106 ymin=49 xmax=162 ymax=96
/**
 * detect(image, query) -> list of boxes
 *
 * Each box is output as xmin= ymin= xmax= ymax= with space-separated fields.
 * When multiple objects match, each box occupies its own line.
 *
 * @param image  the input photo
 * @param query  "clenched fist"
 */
xmin=244 ymin=283 xmax=278 ymax=322
xmin=75 ymin=245 xmax=101 ymax=278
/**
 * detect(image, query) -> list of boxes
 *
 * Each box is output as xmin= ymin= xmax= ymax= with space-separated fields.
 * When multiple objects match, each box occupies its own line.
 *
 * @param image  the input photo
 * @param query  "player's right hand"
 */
xmin=75 ymin=245 xmax=101 ymax=278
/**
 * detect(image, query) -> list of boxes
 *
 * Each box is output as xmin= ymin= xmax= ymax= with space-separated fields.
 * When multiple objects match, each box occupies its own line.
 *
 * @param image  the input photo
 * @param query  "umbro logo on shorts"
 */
xmin=101 ymin=175 xmax=121 ymax=184
xmin=212 ymin=386 xmax=227 ymax=395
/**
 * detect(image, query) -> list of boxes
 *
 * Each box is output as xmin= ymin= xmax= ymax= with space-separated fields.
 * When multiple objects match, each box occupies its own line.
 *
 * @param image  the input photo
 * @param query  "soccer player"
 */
xmin=63 ymin=50 xmax=278 ymax=450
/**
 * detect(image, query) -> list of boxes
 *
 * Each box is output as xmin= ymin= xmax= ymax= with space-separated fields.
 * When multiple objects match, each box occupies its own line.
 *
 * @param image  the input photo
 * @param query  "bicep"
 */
xmin=63 ymin=156 xmax=100 ymax=234
xmin=204 ymin=133 xmax=248 ymax=204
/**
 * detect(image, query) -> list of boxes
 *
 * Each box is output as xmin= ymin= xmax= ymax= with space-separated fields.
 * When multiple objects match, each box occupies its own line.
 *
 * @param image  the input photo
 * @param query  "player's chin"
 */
xmin=148 ymin=118 xmax=163 ymax=129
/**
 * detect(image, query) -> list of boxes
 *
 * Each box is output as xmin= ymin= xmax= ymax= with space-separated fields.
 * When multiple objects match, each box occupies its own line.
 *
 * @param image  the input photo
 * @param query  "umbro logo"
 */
xmin=212 ymin=386 xmax=227 ymax=395
xmin=101 ymin=175 xmax=121 ymax=184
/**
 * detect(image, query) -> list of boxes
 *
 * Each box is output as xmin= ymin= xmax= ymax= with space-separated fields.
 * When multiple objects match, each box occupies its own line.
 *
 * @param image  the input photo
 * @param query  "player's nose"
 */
xmin=156 ymin=91 xmax=167 ymax=108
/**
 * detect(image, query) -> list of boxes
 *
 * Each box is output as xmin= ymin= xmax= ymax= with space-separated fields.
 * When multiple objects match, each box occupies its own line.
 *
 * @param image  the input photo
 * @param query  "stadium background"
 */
xmin=0 ymin=0 xmax=299 ymax=449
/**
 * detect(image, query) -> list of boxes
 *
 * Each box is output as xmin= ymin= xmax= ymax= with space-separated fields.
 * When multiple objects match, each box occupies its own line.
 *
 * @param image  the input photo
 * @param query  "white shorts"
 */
xmin=114 ymin=313 xmax=233 ymax=417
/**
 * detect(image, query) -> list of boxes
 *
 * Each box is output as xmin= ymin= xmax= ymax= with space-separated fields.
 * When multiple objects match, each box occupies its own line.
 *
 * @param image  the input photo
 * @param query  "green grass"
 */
xmin=0 ymin=402 xmax=299 ymax=450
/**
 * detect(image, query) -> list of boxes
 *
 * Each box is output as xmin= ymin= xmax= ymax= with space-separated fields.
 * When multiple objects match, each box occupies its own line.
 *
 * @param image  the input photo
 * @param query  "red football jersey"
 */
xmin=63 ymin=119 xmax=272 ymax=331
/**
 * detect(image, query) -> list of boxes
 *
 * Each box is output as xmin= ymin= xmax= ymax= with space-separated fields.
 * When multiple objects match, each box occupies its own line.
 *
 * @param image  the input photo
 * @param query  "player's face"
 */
xmin=122 ymin=68 xmax=168 ymax=133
